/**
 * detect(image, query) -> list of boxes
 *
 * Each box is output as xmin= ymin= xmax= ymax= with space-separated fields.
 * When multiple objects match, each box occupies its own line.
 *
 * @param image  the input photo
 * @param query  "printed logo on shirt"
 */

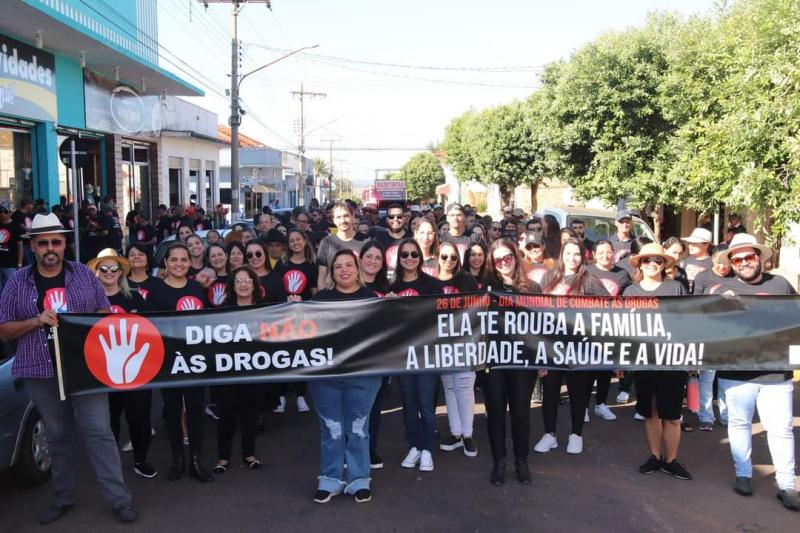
xmin=208 ymin=283 xmax=226 ymax=306
xmin=527 ymin=268 xmax=546 ymax=284
xmin=442 ymin=285 xmax=460 ymax=295
xmin=551 ymin=283 xmax=572 ymax=296
xmin=397 ymin=288 xmax=420 ymax=297
xmin=372 ymin=290 xmax=386 ymax=298
xmin=84 ymin=315 xmax=164 ymax=389
xmin=599 ymin=278 xmax=621 ymax=296
xmin=176 ymin=296 xmax=204 ymax=311
xmin=708 ymin=283 xmax=723 ymax=294
xmin=137 ymin=230 xmax=145 ymax=241
xmin=109 ymin=304 xmax=126 ymax=314
xmin=44 ymin=288 xmax=68 ymax=313
xmin=24 ymin=216 xmax=32 ymax=230
xmin=283 ymin=270 xmax=307 ymax=295
xmin=385 ymin=245 xmax=399 ymax=271
xmin=0 ymin=228 xmax=10 ymax=246
xmin=137 ymin=287 xmax=149 ymax=300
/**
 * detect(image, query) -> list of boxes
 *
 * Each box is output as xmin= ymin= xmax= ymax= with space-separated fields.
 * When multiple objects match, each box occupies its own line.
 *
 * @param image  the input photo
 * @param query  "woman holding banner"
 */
xmin=309 ymin=249 xmax=382 ymax=503
xmin=622 ymin=242 xmax=692 ymax=481
xmin=535 ymin=238 xmax=608 ymax=456
xmin=436 ymin=241 xmax=480 ymax=458
xmin=90 ymin=249 xmax=155 ymax=480
xmin=147 ymin=243 xmax=214 ymax=483
xmin=390 ymin=238 xmax=442 ymax=473
xmin=212 ymin=265 xmax=265 ymax=474
xmin=485 ymin=239 xmax=540 ymax=485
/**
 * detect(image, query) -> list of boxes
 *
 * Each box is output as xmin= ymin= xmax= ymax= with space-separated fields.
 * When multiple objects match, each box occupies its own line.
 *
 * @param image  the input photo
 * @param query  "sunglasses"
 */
xmin=399 ymin=251 xmax=420 ymax=259
xmin=35 ymin=239 xmax=65 ymax=248
xmin=730 ymin=253 xmax=759 ymax=267
xmin=530 ymin=227 xmax=543 ymax=232
xmin=235 ymin=278 xmax=254 ymax=284
xmin=98 ymin=264 xmax=121 ymax=273
xmin=440 ymin=254 xmax=458 ymax=261
xmin=525 ymin=243 xmax=542 ymax=251
xmin=246 ymin=251 xmax=264 ymax=259
xmin=387 ymin=214 xmax=404 ymax=220
xmin=493 ymin=254 xmax=514 ymax=267
xmin=641 ymin=257 xmax=665 ymax=266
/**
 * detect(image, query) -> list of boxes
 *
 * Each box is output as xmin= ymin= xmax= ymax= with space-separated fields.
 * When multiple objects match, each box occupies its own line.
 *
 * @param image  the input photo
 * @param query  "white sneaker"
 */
xmin=584 ymin=408 xmax=590 ymax=423
xmin=151 ymin=427 xmax=157 ymax=437
xmin=273 ymin=396 xmax=287 ymax=413
xmin=594 ymin=404 xmax=617 ymax=421
xmin=634 ymin=412 xmax=646 ymax=421
xmin=616 ymin=391 xmax=629 ymax=404
xmin=121 ymin=441 xmax=133 ymax=452
xmin=566 ymin=433 xmax=583 ymax=454
xmin=534 ymin=433 xmax=558 ymax=453
xmin=296 ymin=396 xmax=310 ymax=413
xmin=419 ymin=450 xmax=434 ymax=472
xmin=401 ymin=447 xmax=421 ymax=468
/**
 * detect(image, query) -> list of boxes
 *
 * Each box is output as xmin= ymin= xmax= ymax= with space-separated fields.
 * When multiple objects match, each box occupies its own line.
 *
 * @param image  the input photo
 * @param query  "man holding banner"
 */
xmin=0 ymin=213 xmax=137 ymax=524
xmin=716 ymin=233 xmax=800 ymax=511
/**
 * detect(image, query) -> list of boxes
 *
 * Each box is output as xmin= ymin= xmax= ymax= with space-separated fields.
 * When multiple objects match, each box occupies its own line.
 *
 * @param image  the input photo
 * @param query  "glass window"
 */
xmin=0 ymin=127 xmax=32 ymax=206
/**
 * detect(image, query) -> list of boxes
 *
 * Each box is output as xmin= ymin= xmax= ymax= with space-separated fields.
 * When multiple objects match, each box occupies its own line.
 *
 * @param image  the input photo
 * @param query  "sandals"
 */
xmin=244 ymin=458 xmax=263 ymax=470
xmin=212 ymin=462 xmax=229 ymax=474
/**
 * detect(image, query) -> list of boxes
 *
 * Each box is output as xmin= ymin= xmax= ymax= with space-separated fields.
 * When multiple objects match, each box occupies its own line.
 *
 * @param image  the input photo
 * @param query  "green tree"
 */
xmin=398 ymin=152 xmax=445 ymax=201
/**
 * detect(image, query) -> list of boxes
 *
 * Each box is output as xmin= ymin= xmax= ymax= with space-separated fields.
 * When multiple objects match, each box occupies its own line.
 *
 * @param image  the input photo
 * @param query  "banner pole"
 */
xmin=53 ymin=325 xmax=66 ymax=401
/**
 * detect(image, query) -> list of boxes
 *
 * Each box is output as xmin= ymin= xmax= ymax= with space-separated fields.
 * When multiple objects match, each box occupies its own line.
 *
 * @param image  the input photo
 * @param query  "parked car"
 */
xmin=0 ymin=353 xmax=51 ymax=485
xmin=540 ymin=206 xmax=657 ymax=243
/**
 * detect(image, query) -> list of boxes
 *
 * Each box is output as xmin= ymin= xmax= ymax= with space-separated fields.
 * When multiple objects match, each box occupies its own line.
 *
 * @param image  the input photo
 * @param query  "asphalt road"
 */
xmin=1 ymin=380 xmax=798 ymax=533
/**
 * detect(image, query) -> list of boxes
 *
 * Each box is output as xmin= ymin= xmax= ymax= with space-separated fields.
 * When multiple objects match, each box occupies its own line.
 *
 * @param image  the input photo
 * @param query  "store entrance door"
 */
xmin=121 ymin=142 xmax=152 ymax=221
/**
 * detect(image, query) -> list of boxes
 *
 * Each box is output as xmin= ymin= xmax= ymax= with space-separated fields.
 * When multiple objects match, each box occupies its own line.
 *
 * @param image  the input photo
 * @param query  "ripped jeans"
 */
xmin=308 ymin=376 xmax=382 ymax=493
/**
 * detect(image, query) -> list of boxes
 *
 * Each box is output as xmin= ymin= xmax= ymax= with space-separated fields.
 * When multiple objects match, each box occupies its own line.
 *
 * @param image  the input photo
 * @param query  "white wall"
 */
xmin=158 ymin=136 xmax=220 ymax=208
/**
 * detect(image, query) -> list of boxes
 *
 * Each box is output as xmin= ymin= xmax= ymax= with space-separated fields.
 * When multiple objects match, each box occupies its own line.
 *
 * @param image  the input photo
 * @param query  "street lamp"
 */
xmin=230 ymin=43 xmax=318 ymax=220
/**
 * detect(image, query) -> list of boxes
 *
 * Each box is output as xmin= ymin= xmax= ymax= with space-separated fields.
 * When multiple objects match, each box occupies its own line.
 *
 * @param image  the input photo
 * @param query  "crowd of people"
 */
xmin=0 ymin=197 xmax=797 ymax=525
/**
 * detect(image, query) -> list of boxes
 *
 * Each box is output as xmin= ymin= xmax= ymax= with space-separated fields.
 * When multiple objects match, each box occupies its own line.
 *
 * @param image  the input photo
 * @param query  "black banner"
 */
xmin=56 ymin=293 xmax=800 ymax=397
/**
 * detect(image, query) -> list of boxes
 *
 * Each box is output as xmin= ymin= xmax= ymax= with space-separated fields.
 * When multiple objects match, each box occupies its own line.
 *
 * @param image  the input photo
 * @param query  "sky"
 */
xmin=157 ymin=0 xmax=719 ymax=185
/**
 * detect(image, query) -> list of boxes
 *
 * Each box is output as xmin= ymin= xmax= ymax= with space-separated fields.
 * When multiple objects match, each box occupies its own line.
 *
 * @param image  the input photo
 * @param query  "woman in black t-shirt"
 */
xmin=359 ymin=240 xmax=389 ymax=297
xmin=536 ymin=238 xmax=609 ymax=458
xmin=147 ymin=243 xmax=214 ymax=483
xmin=125 ymin=243 xmax=160 ymax=302
xmin=186 ymin=234 xmax=208 ymax=280
xmin=485 ymin=239 xmax=540 ymax=486
xmin=212 ymin=265 xmax=265 ymax=474
xmin=89 ymin=248 xmax=155 ymax=479
xmin=464 ymin=242 xmax=489 ymax=289
xmin=622 ymin=242 xmax=691 ymax=481
xmin=205 ymin=244 xmax=228 ymax=307
xmin=226 ymin=240 xmax=245 ymax=271
xmin=436 ymin=241 xmax=479 ymax=294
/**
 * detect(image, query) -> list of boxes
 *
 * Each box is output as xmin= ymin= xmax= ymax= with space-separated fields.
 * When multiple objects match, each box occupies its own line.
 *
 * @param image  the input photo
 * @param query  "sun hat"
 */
xmin=681 ymin=228 xmax=713 ymax=244
xmin=629 ymin=242 xmax=676 ymax=270
xmin=87 ymin=248 xmax=131 ymax=276
xmin=22 ymin=213 xmax=72 ymax=238
xmin=720 ymin=233 xmax=772 ymax=266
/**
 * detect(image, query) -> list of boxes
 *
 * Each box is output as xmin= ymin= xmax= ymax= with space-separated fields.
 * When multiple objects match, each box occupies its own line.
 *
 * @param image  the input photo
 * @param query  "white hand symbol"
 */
xmin=287 ymin=271 xmax=303 ymax=294
xmin=47 ymin=291 xmax=67 ymax=313
xmin=211 ymin=285 xmax=226 ymax=305
xmin=179 ymin=298 xmax=199 ymax=311
xmin=98 ymin=318 xmax=150 ymax=385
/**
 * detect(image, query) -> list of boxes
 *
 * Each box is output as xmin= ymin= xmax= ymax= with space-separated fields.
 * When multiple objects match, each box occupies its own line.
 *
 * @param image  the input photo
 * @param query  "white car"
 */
xmin=540 ymin=206 xmax=657 ymax=242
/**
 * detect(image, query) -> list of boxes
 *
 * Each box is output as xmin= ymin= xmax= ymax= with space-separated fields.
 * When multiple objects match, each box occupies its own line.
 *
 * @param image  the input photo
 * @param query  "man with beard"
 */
xmin=716 ymin=233 xmax=799 ymax=511
xmin=0 ymin=214 xmax=137 ymax=524
xmin=375 ymin=203 xmax=411 ymax=276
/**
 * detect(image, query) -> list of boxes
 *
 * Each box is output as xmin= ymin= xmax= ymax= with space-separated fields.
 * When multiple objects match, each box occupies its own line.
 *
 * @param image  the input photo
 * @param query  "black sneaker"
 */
xmin=660 ymin=459 xmax=692 ymax=480
xmin=313 ymin=490 xmax=339 ymax=504
xmin=134 ymin=461 xmax=158 ymax=479
xmin=354 ymin=489 xmax=372 ymax=503
xmin=370 ymin=451 xmax=384 ymax=469
xmin=639 ymin=455 xmax=661 ymax=474
xmin=463 ymin=437 xmax=478 ymax=457
xmin=439 ymin=434 xmax=463 ymax=451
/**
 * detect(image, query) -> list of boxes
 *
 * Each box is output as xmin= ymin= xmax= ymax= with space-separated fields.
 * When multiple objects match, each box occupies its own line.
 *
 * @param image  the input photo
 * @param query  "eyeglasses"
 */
xmin=730 ymin=253 xmax=759 ymax=267
xmin=399 ymin=251 xmax=420 ymax=259
xmin=440 ymin=254 xmax=458 ymax=261
xmin=493 ymin=254 xmax=514 ymax=267
xmin=246 ymin=251 xmax=264 ymax=259
xmin=641 ymin=257 xmax=665 ymax=266
xmin=35 ymin=239 xmax=65 ymax=248
xmin=387 ymin=214 xmax=404 ymax=220
xmin=235 ymin=278 xmax=254 ymax=285
xmin=97 ymin=264 xmax=121 ymax=273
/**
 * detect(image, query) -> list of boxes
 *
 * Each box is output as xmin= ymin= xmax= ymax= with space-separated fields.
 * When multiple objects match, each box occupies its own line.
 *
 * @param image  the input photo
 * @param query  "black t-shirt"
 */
xmin=34 ymin=267 xmax=66 ymax=361
xmin=127 ymin=275 xmax=161 ymax=302
xmin=622 ymin=280 xmax=687 ymax=297
xmin=281 ymin=260 xmax=317 ymax=300
xmin=132 ymin=223 xmax=156 ymax=245
xmin=715 ymin=273 xmax=796 ymax=382
xmin=259 ymin=271 xmax=287 ymax=303
xmin=364 ymin=278 xmax=389 ymax=298
xmin=107 ymin=290 xmax=145 ymax=314
xmin=375 ymin=230 xmax=411 ymax=271
xmin=187 ymin=265 xmax=206 ymax=280
xmin=0 ymin=220 xmax=23 ymax=267
xmin=389 ymin=272 xmax=442 ymax=297
xmin=421 ymin=256 xmax=437 ymax=277
xmin=693 ymin=268 xmax=731 ymax=295
xmin=680 ymin=256 xmax=712 ymax=293
xmin=206 ymin=275 xmax=228 ymax=307
xmin=101 ymin=214 xmax=123 ymax=251
xmin=588 ymin=264 xmax=631 ymax=297
xmin=437 ymin=273 xmax=479 ymax=295
xmin=440 ymin=232 xmax=479 ymax=261
xmin=609 ymin=234 xmax=632 ymax=263
xmin=11 ymin=209 xmax=33 ymax=236
xmin=145 ymin=278 xmax=208 ymax=312
xmin=312 ymin=286 xmax=374 ymax=302
xmin=155 ymin=215 xmax=172 ymax=242
xmin=540 ymin=270 xmax=610 ymax=296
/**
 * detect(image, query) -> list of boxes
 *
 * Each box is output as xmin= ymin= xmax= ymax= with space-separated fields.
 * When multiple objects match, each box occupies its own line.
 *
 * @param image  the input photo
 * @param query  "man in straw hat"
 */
xmin=715 ymin=233 xmax=799 ymax=511
xmin=0 ymin=213 xmax=137 ymax=524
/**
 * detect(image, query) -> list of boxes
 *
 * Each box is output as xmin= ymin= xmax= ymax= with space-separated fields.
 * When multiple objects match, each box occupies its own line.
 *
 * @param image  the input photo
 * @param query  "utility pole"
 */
xmin=320 ymin=138 xmax=338 ymax=203
xmin=291 ymin=84 xmax=326 ymax=206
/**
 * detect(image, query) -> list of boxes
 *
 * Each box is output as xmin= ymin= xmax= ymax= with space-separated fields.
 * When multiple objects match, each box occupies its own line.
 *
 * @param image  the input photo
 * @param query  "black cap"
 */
xmin=264 ymin=228 xmax=286 ymax=244
xmin=523 ymin=231 xmax=544 ymax=247
xmin=446 ymin=202 xmax=464 ymax=214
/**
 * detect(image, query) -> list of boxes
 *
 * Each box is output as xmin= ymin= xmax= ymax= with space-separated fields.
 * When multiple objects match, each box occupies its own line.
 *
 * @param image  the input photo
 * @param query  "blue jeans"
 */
xmin=718 ymin=378 xmax=796 ymax=490
xmin=698 ymin=370 xmax=716 ymax=423
xmin=308 ymin=376 xmax=381 ymax=494
xmin=397 ymin=373 xmax=439 ymax=452
xmin=0 ymin=267 xmax=16 ymax=294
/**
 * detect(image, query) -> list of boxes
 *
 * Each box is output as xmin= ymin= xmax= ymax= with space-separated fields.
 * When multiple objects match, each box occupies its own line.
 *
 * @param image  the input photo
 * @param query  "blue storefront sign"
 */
xmin=0 ymin=33 xmax=57 ymax=123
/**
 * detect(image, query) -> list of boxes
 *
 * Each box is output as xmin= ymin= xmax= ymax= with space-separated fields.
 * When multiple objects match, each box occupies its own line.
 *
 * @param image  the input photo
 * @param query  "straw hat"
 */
xmin=681 ymin=227 xmax=713 ymax=244
xmin=87 ymin=248 xmax=131 ymax=276
xmin=720 ymin=233 xmax=772 ymax=266
xmin=22 ymin=213 xmax=72 ymax=238
xmin=629 ymin=242 xmax=677 ymax=270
